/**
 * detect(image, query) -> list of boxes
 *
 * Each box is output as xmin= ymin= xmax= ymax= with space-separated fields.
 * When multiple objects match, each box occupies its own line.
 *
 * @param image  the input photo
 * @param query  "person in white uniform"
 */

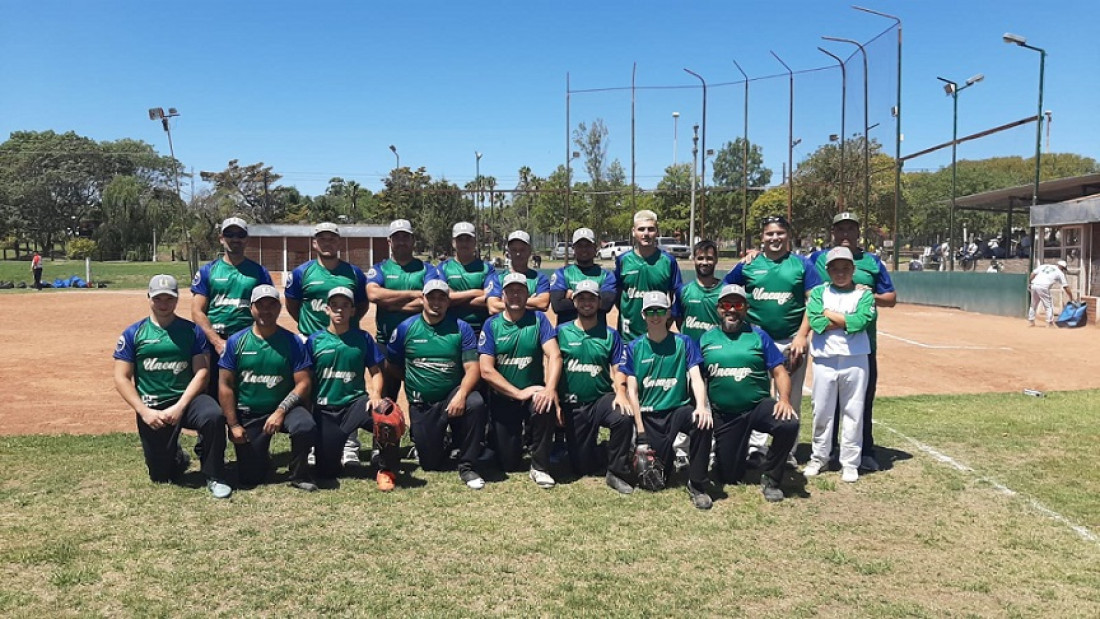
xmin=1028 ymin=260 xmax=1074 ymax=327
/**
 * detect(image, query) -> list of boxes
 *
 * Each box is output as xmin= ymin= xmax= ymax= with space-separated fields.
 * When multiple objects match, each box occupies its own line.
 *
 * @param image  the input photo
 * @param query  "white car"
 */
xmin=597 ymin=240 xmax=633 ymax=260
xmin=658 ymin=237 xmax=690 ymax=259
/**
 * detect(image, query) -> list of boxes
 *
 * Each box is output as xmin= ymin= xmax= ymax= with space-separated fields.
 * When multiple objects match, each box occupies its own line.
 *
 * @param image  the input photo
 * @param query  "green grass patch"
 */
xmin=0 ymin=259 xmax=192 ymax=290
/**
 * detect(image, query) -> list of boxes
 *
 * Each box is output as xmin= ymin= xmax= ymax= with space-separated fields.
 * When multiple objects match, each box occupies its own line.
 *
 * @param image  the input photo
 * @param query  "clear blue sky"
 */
xmin=2 ymin=1 xmax=1097 ymax=199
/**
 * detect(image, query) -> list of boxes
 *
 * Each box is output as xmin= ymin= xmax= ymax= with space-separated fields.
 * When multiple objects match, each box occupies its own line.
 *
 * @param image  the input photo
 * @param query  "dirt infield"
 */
xmin=1 ymin=289 xmax=1096 ymax=436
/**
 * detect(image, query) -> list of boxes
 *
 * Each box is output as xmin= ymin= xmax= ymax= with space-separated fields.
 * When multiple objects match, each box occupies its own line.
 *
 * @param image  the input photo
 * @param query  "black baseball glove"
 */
xmin=633 ymin=435 xmax=665 ymax=492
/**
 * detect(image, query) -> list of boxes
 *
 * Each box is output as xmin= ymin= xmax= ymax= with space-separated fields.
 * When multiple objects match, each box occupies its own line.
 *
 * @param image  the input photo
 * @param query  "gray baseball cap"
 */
xmin=327 ymin=286 xmax=355 ymax=301
xmin=423 ymin=279 xmax=451 ymax=295
xmin=250 ymin=284 xmax=280 ymax=304
xmin=832 ymin=211 xmax=860 ymax=226
xmin=572 ymin=228 xmax=596 ymax=244
xmin=641 ymin=290 xmax=671 ymax=311
xmin=719 ymin=284 xmax=747 ymax=300
xmin=573 ymin=279 xmax=600 ymax=297
xmin=220 ymin=217 xmax=249 ymax=234
xmin=826 ymin=246 xmax=855 ymax=264
xmin=389 ymin=219 xmax=414 ymax=236
xmin=502 ymin=272 xmax=528 ymax=289
xmin=452 ymin=222 xmax=476 ymax=238
xmin=314 ymin=222 xmax=340 ymax=236
xmin=147 ymin=274 xmax=179 ymax=298
xmin=506 ymin=230 xmax=531 ymax=245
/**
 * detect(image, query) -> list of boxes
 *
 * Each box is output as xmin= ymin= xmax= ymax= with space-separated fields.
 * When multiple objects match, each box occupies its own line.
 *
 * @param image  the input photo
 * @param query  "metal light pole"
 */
xmin=819 ymin=47 xmax=847 ymax=212
xmin=389 ymin=144 xmax=399 ymax=169
xmin=1004 ymin=32 xmax=1046 ymax=276
xmin=684 ymin=69 xmax=708 ymax=238
xmin=148 ymin=107 xmax=181 ymax=263
xmin=672 ymin=111 xmax=680 ymax=166
xmin=733 ymin=59 xmax=750 ymax=254
xmin=689 ymin=124 xmax=699 ymax=246
xmin=770 ymin=52 xmax=794 ymax=223
xmin=822 ymin=37 xmax=870 ymax=242
xmin=937 ymin=74 xmax=984 ymax=271
xmin=475 ymin=151 xmax=484 ymax=259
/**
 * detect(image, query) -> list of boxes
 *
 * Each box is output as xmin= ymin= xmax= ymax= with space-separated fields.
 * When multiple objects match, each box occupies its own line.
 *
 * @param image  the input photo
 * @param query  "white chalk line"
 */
xmin=878 ymin=331 xmax=1013 ymax=351
xmin=876 ymin=421 xmax=1098 ymax=545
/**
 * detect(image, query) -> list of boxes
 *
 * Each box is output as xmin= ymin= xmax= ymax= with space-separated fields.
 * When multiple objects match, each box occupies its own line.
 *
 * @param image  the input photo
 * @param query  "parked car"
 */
xmin=658 ymin=237 xmax=690 ymax=259
xmin=597 ymin=240 xmax=633 ymax=260
xmin=551 ymin=242 xmax=574 ymax=260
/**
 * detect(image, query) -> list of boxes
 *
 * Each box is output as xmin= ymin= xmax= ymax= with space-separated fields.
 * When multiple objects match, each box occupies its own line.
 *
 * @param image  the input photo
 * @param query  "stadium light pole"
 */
xmin=733 ymin=59 xmax=751 ymax=254
xmin=770 ymin=52 xmax=794 ymax=223
xmin=148 ymin=107 xmax=182 ymax=263
xmin=1004 ymin=32 xmax=1045 ymax=277
xmin=684 ymin=69 xmax=708 ymax=238
xmin=475 ymin=151 xmax=484 ymax=259
xmin=818 ymin=47 xmax=847 ymax=212
xmin=937 ymin=74 xmax=984 ymax=272
xmin=672 ymin=111 xmax=680 ymax=166
xmin=389 ymin=144 xmax=399 ymax=170
xmin=689 ymin=124 xmax=699 ymax=247
xmin=822 ymin=37 xmax=870 ymax=243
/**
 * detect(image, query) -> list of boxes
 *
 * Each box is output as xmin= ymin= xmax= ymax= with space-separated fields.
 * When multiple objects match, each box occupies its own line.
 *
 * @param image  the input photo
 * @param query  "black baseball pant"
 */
xmin=713 ymin=398 xmax=799 ymax=485
xmin=639 ymin=405 xmax=711 ymax=488
xmin=233 ymin=405 xmax=315 ymax=487
xmin=490 ymin=393 xmax=554 ymax=473
xmin=407 ymin=387 xmax=487 ymax=474
xmin=314 ymin=396 xmax=400 ymax=479
xmin=136 ymin=393 xmax=227 ymax=483
xmin=562 ymin=393 xmax=633 ymax=479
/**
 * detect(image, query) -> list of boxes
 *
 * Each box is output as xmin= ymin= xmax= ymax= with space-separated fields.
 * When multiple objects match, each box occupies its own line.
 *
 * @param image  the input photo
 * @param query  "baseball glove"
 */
xmin=372 ymin=398 xmax=407 ymax=450
xmin=633 ymin=440 xmax=666 ymax=492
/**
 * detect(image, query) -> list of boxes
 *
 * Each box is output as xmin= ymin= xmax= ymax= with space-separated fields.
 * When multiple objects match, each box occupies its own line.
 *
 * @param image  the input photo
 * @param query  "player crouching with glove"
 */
xmin=621 ymin=291 xmax=714 ymax=509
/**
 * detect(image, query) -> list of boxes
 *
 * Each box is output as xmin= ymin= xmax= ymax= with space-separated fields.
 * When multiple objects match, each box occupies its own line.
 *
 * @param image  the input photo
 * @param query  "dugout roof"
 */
xmin=953 ymin=173 xmax=1100 ymax=213
xmin=247 ymin=224 xmax=389 ymax=237
xmin=1030 ymin=193 xmax=1100 ymax=227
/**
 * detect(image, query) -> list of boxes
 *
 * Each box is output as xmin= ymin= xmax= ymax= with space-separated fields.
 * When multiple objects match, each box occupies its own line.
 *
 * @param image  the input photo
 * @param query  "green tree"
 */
xmin=199 ymin=160 xmax=285 ymax=223
xmin=710 ymin=137 xmax=772 ymax=244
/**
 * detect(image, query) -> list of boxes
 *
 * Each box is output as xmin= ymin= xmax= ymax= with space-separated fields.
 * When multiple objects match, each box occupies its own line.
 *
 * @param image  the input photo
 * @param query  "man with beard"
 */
xmin=549 ymin=227 xmax=617 ymax=326
xmin=615 ymin=210 xmax=683 ymax=343
xmin=699 ymin=284 xmax=799 ymax=502
xmin=487 ymin=230 xmax=550 ymax=314
xmin=678 ymin=240 xmax=723 ymax=344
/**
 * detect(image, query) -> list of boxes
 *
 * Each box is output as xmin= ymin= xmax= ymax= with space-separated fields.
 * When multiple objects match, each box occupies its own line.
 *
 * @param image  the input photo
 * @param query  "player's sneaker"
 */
xmin=460 ymin=469 xmax=485 ymax=490
xmin=206 ymin=479 xmax=232 ymax=500
xmin=841 ymin=467 xmax=859 ymax=483
xmin=802 ymin=460 xmax=824 ymax=477
xmin=289 ymin=479 xmax=319 ymax=492
xmin=859 ymin=455 xmax=881 ymax=472
xmin=746 ymin=450 xmax=766 ymax=469
xmin=761 ymin=476 xmax=785 ymax=502
xmin=686 ymin=481 xmax=712 ymax=510
xmin=529 ymin=467 xmax=556 ymax=489
xmin=170 ymin=449 xmax=191 ymax=482
xmin=605 ymin=471 xmax=634 ymax=495
xmin=376 ymin=470 xmax=396 ymax=492
xmin=342 ymin=447 xmax=361 ymax=467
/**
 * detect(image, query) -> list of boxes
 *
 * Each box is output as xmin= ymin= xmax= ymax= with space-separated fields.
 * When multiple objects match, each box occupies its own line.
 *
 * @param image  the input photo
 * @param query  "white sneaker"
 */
xmin=842 ymin=467 xmax=859 ymax=483
xmin=803 ymin=460 xmax=824 ymax=477
xmin=529 ymin=467 xmax=556 ymax=489
xmin=342 ymin=448 xmax=361 ymax=467
xmin=460 ymin=470 xmax=485 ymax=490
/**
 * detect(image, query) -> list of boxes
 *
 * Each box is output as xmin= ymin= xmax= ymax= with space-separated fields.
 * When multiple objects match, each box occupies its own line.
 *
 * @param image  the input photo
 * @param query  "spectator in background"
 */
xmin=31 ymin=251 xmax=43 ymax=290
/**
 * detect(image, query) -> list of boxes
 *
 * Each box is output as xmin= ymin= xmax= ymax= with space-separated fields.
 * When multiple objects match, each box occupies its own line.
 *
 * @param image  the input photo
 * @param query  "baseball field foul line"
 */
xmin=876 ymin=421 xmax=1099 ymax=546
xmin=877 ymin=331 xmax=1014 ymax=351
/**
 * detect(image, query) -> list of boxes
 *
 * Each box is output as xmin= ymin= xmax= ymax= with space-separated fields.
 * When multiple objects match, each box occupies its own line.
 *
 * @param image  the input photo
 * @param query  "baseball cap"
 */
xmin=719 ymin=284 xmax=747 ymax=300
xmin=573 ymin=279 xmax=600 ymax=297
xmin=314 ymin=222 xmax=340 ymax=236
xmin=220 ymin=217 xmax=249 ymax=234
xmin=452 ymin=222 xmax=476 ymax=238
xmin=506 ymin=230 xmax=531 ymax=245
xmin=832 ymin=212 xmax=860 ymax=226
xmin=502 ymin=272 xmax=528 ymax=289
xmin=389 ymin=219 xmax=414 ymax=237
xmin=327 ymin=286 xmax=354 ymax=301
xmin=423 ymin=279 xmax=451 ymax=295
xmin=826 ymin=246 xmax=855 ymax=264
xmin=1057 ymin=260 xmax=1068 ymax=268
xmin=641 ymin=290 xmax=671 ymax=311
xmin=250 ymin=284 xmax=280 ymax=304
xmin=572 ymin=228 xmax=596 ymax=244
xmin=147 ymin=274 xmax=179 ymax=298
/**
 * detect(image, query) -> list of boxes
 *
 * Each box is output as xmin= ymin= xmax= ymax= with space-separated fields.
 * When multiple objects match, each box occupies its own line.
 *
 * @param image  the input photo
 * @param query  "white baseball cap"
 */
xmin=641 ymin=290 xmax=671 ymax=311
xmin=327 ymin=286 xmax=355 ymax=301
xmin=147 ymin=274 xmax=179 ymax=298
xmin=220 ymin=217 xmax=249 ymax=234
xmin=506 ymin=230 xmax=531 ymax=245
xmin=1057 ymin=260 xmax=1068 ymax=269
xmin=389 ymin=219 xmax=414 ymax=236
xmin=826 ymin=246 xmax=855 ymax=265
xmin=719 ymin=284 xmax=747 ymax=300
xmin=502 ymin=272 xmax=528 ymax=289
xmin=314 ymin=222 xmax=340 ymax=236
xmin=572 ymin=228 xmax=596 ymax=244
xmin=452 ymin=222 xmax=476 ymax=238
xmin=250 ymin=284 xmax=280 ymax=304
xmin=573 ymin=279 xmax=600 ymax=297
xmin=423 ymin=279 xmax=451 ymax=295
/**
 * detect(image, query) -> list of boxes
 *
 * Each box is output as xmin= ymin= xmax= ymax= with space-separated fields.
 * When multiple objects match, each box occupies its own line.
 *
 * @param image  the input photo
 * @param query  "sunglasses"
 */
xmin=761 ymin=215 xmax=790 ymax=230
xmin=222 ymin=231 xmax=248 ymax=239
xmin=643 ymin=307 xmax=669 ymax=317
xmin=718 ymin=300 xmax=747 ymax=311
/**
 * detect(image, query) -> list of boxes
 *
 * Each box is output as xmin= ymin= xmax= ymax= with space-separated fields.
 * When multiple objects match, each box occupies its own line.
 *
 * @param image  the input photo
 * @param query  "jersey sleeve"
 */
xmin=806 ymin=286 xmax=829 ymax=334
xmin=386 ymin=318 xmax=411 ymax=365
xmin=801 ymin=255 xmax=823 ymax=290
xmin=257 ymin=265 xmax=274 ymax=286
xmin=722 ymin=263 xmax=746 ymax=286
xmin=619 ymin=339 xmax=637 ymax=376
xmin=549 ymin=268 xmax=568 ymax=292
xmin=601 ymin=268 xmax=618 ymax=293
xmin=534 ymin=272 xmax=551 ymax=295
xmin=362 ymin=331 xmax=386 ymax=368
xmin=845 ymin=290 xmax=878 ymax=334
xmin=365 ymin=262 xmax=385 ymax=287
xmin=284 ymin=264 xmax=307 ymax=300
xmin=458 ymin=320 xmax=478 ymax=362
xmin=219 ymin=331 xmax=243 ymax=371
xmin=112 ymin=321 xmax=141 ymax=363
xmin=189 ymin=262 xmax=212 ymax=296
xmin=755 ymin=327 xmax=786 ymax=370
xmin=682 ymin=334 xmax=703 ymax=370
xmin=872 ymin=256 xmax=895 ymax=294
xmin=289 ymin=332 xmax=312 ymax=373
xmin=609 ymin=327 xmax=624 ymax=366
xmin=305 ymin=331 xmax=321 ymax=359
xmin=191 ymin=324 xmax=209 ymax=356
xmin=425 ymin=262 xmax=446 ymax=282
xmin=486 ymin=271 xmax=502 ymax=299
xmin=478 ymin=317 xmax=497 ymax=356
xmin=536 ymin=312 xmax=554 ymax=344
xmin=668 ymin=256 xmax=684 ymax=317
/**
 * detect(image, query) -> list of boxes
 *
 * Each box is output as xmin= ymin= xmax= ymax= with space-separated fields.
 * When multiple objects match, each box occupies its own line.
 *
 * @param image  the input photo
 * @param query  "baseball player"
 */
xmin=803 ymin=247 xmax=876 ymax=483
xmin=810 ymin=212 xmax=896 ymax=472
xmin=1028 ymin=259 xmax=1074 ymax=327
xmin=678 ymin=240 xmax=723 ymax=344
xmin=487 ymin=230 xmax=550 ymax=314
xmin=31 ymin=251 xmax=42 ymax=290
xmin=113 ymin=275 xmax=231 ymax=499
xmin=621 ymin=290 xmax=713 ymax=509
xmin=285 ymin=221 xmax=369 ymax=466
xmin=723 ymin=214 xmax=820 ymax=465
xmin=615 ymin=210 xmax=683 ymax=342
xmin=479 ymin=272 xmax=562 ymax=488
xmin=386 ymin=279 xmax=488 ymax=489
xmin=191 ymin=217 xmax=273 ymax=398
xmin=307 ymin=287 xmax=396 ymax=491
xmin=555 ymin=279 xmax=634 ymax=494
xmin=549 ymin=227 xmax=618 ymax=326
xmin=432 ymin=222 xmax=496 ymax=335
xmin=699 ymin=284 xmax=800 ymax=502
xmin=219 ymin=285 xmax=317 ymax=491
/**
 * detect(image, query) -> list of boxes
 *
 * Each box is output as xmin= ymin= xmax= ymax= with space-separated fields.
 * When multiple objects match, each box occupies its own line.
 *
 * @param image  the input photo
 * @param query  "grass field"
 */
xmin=0 ymin=259 xmax=193 ymax=290
xmin=2 ymin=391 xmax=1098 ymax=616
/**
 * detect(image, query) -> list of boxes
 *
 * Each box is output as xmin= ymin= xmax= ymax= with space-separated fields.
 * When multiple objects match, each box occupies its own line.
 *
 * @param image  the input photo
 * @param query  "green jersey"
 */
xmin=114 ymin=317 xmax=208 ymax=408
xmin=615 ymin=249 xmax=683 ymax=342
xmin=219 ymin=327 xmax=312 ymax=417
xmin=679 ymin=279 xmax=723 ymax=344
xmin=433 ymin=258 xmax=495 ymax=331
xmin=478 ymin=311 xmax=555 ymax=391
xmin=367 ymin=258 xmax=437 ymax=343
xmin=700 ymin=325 xmax=784 ymax=416
xmin=556 ymin=320 xmax=624 ymax=405
xmin=620 ymin=333 xmax=702 ymax=413
xmin=307 ymin=328 xmax=386 ymax=408
xmin=722 ymin=252 xmax=822 ymax=341
xmin=549 ymin=263 xmax=618 ymax=325
xmin=387 ymin=315 xmax=478 ymax=405
xmin=190 ymin=257 xmax=273 ymax=336
xmin=285 ymin=259 xmax=369 ymax=336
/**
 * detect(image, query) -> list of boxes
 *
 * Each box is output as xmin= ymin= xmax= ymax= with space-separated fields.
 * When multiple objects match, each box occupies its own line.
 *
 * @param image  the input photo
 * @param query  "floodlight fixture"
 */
xmin=1003 ymin=32 xmax=1027 ymax=46
xmin=966 ymin=73 xmax=985 ymax=85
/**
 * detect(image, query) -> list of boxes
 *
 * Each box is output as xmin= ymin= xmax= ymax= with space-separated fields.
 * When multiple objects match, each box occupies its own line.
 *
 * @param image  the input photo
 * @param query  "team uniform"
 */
xmin=620 ymin=332 xmax=709 ymax=489
xmin=307 ymin=328 xmax=391 ymax=479
xmin=432 ymin=257 xmax=496 ymax=334
xmin=479 ymin=311 xmax=556 ymax=473
xmin=487 ymin=268 xmax=550 ymax=307
xmin=285 ymin=259 xmax=369 ymax=336
xmin=1028 ymin=263 xmax=1069 ymax=325
xmin=367 ymin=258 xmax=437 ymax=345
xmin=678 ymin=279 xmax=723 ymax=344
xmin=615 ymin=249 xmax=683 ymax=342
xmin=556 ymin=320 xmax=632 ymax=479
xmin=219 ymin=326 xmax=315 ymax=486
xmin=387 ymin=314 xmax=487 ymax=474
xmin=699 ymin=324 xmax=799 ymax=487
xmin=548 ymin=264 xmax=618 ymax=325
xmin=115 ymin=317 xmax=227 ymax=484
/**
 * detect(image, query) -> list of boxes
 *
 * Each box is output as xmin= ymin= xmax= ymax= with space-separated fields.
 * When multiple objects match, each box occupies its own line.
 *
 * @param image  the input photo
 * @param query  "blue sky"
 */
xmin=2 ymin=1 xmax=1097 ymax=199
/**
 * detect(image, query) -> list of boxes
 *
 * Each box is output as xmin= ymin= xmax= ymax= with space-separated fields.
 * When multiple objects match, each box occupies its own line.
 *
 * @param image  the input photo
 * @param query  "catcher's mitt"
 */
xmin=633 ymin=441 xmax=666 ymax=492
xmin=782 ymin=347 xmax=805 ymax=374
xmin=372 ymin=398 xmax=407 ymax=450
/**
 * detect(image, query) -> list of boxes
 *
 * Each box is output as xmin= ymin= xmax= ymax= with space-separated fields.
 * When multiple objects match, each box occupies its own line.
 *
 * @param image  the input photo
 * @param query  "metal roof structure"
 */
xmin=247 ymin=224 xmax=389 ymax=237
xmin=1030 ymin=193 xmax=1100 ymax=227
xmin=953 ymin=173 xmax=1100 ymax=213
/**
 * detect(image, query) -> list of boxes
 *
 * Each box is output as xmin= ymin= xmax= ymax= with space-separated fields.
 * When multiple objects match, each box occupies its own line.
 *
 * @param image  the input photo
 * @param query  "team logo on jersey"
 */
xmin=142 ymin=358 xmax=190 ymax=375
xmin=320 ymin=367 xmax=356 ymax=383
xmin=212 ymin=294 xmax=247 ymax=308
xmin=285 ymin=273 xmax=293 ymax=287
xmin=683 ymin=315 xmax=716 ymax=331
xmin=239 ymin=370 xmax=283 ymax=388
xmin=641 ymin=376 xmax=677 ymax=391
xmin=115 ymin=336 xmax=126 ymax=354
xmin=752 ymin=289 xmax=794 ymax=305
xmin=706 ymin=364 xmax=752 ymax=381
xmin=191 ymin=272 xmax=202 ymax=286
xmin=411 ymin=359 xmax=456 ymax=372
xmin=549 ymin=273 xmax=558 ymax=286
xmin=565 ymin=358 xmax=603 ymax=378
xmin=309 ymin=299 xmax=328 ymax=312
xmin=478 ymin=331 xmax=487 ymax=347
xmin=367 ymin=268 xmax=378 ymax=279
xmin=497 ymin=355 xmax=533 ymax=370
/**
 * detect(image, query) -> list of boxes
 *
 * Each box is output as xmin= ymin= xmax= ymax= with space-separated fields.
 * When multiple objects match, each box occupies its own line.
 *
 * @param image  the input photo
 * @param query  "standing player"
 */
xmin=810 ymin=212 xmax=896 ymax=472
xmin=487 ymin=230 xmax=550 ymax=314
xmin=549 ymin=227 xmax=617 ymax=326
xmin=555 ymin=279 xmax=634 ymax=494
xmin=621 ymin=291 xmax=713 ymax=509
xmin=285 ymin=221 xmax=369 ymax=466
xmin=1028 ymin=259 xmax=1074 ymax=327
xmin=433 ymin=222 xmax=495 ymax=336
xmin=31 ymin=251 xmax=43 ymax=290
xmin=114 ymin=275 xmax=231 ymax=499
xmin=386 ymin=280 xmax=488 ymax=489
xmin=219 ymin=285 xmax=317 ymax=491
xmin=700 ymin=284 xmax=800 ymax=502
xmin=307 ymin=287 xmax=397 ymax=491
xmin=679 ymin=240 xmax=723 ymax=343
xmin=723 ymin=215 xmax=819 ymax=465
xmin=615 ymin=210 xmax=683 ymax=343
xmin=479 ymin=272 xmax=562 ymax=488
